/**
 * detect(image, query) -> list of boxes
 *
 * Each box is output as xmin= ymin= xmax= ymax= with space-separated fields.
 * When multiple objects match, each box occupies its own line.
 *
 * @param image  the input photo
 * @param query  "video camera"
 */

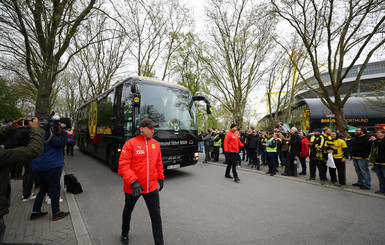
xmin=23 ymin=111 xmax=72 ymax=131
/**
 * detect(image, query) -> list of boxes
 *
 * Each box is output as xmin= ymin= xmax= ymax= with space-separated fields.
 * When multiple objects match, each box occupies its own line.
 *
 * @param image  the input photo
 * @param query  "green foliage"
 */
xmin=0 ymin=77 xmax=23 ymax=121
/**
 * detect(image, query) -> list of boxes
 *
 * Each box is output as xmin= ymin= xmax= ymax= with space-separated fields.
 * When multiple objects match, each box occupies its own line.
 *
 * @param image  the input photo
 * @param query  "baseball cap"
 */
xmin=139 ymin=119 xmax=159 ymax=128
xmin=314 ymin=128 xmax=322 ymax=133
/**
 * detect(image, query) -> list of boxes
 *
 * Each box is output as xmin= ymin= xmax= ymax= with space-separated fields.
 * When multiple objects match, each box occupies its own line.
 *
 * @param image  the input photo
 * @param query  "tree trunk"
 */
xmin=35 ymin=66 xmax=56 ymax=117
xmin=331 ymin=105 xmax=349 ymax=135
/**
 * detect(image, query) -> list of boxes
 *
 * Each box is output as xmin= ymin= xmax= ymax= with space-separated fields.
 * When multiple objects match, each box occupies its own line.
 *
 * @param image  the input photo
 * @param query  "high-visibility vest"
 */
xmin=266 ymin=137 xmax=277 ymax=153
xmin=213 ymin=134 xmax=221 ymax=147
xmin=168 ymin=121 xmax=178 ymax=127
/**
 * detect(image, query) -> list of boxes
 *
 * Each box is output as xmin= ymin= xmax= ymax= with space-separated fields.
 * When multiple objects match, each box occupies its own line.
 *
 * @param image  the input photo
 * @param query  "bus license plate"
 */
xmin=167 ymin=164 xmax=180 ymax=170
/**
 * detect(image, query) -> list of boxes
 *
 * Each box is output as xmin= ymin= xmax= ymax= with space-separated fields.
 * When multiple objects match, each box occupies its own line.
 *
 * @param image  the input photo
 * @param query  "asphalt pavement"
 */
xmin=62 ymin=148 xmax=385 ymax=245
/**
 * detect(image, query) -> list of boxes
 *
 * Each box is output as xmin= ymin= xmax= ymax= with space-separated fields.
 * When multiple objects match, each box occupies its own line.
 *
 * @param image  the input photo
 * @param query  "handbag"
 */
xmin=326 ymin=152 xmax=336 ymax=168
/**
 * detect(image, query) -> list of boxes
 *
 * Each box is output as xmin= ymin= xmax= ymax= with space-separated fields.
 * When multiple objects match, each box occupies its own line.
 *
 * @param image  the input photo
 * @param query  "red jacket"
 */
xmin=118 ymin=135 xmax=165 ymax=194
xmin=298 ymin=137 xmax=309 ymax=158
xmin=224 ymin=130 xmax=244 ymax=153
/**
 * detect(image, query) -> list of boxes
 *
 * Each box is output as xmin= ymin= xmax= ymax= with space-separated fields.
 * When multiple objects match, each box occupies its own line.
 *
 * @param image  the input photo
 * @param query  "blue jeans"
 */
xmin=374 ymin=164 xmax=385 ymax=192
xmin=198 ymin=142 xmax=204 ymax=152
xmin=353 ymin=159 xmax=371 ymax=189
xmin=33 ymin=166 xmax=63 ymax=215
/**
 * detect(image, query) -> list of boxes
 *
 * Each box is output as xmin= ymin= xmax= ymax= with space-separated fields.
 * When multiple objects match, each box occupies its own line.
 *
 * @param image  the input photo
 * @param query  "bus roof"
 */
xmin=77 ymin=76 xmax=190 ymax=109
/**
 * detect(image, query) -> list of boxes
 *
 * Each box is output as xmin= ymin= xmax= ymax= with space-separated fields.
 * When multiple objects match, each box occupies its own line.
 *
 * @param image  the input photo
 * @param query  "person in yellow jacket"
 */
xmin=326 ymin=132 xmax=348 ymax=188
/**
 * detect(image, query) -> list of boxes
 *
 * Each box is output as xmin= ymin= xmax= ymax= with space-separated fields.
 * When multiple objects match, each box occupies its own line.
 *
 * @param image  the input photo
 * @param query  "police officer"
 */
xmin=118 ymin=119 xmax=165 ymax=245
xmin=263 ymin=131 xmax=277 ymax=176
xmin=213 ymin=130 xmax=221 ymax=162
xmin=0 ymin=118 xmax=44 ymax=242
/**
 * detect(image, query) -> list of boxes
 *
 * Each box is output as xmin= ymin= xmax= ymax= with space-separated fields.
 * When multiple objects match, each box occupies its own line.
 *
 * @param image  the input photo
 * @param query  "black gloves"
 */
xmin=132 ymin=180 xmax=144 ymax=197
xmin=158 ymin=179 xmax=164 ymax=192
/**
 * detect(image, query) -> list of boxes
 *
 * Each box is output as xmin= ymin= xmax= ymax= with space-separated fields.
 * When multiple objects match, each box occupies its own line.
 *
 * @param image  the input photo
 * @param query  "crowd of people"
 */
xmin=198 ymin=124 xmax=385 ymax=195
xmin=0 ymin=118 xmax=77 ymax=243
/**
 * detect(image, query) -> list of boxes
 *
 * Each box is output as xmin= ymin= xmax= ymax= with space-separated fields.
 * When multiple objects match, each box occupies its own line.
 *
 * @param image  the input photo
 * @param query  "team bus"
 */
xmin=75 ymin=76 xmax=211 ymax=172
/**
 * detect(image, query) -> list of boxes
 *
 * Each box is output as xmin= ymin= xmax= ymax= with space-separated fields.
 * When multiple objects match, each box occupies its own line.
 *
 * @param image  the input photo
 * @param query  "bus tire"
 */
xmin=107 ymin=147 xmax=118 ymax=172
xmin=80 ymin=140 xmax=87 ymax=154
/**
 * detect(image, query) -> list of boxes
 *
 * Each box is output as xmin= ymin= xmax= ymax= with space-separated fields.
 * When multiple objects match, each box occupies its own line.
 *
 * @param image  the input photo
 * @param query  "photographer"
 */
xmin=30 ymin=120 xmax=70 ymax=222
xmin=0 ymin=118 xmax=45 ymax=243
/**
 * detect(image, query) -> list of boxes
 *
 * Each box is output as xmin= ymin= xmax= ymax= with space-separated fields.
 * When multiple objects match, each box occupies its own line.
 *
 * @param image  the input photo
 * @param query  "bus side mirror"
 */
xmin=207 ymin=104 xmax=212 ymax=114
xmin=132 ymin=93 xmax=141 ymax=108
xmin=131 ymin=84 xmax=139 ymax=93
xmin=193 ymin=95 xmax=212 ymax=115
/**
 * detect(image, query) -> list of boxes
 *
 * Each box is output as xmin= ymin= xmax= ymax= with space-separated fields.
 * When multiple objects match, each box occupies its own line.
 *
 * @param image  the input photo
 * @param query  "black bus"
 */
xmin=75 ymin=76 xmax=211 ymax=172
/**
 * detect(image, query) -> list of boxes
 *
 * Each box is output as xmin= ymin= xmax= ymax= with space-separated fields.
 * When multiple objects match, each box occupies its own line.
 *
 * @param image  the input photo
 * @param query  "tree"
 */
xmin=271 ymin=0 xmax=385 ymax=134
xmin=69 ymin=8 xmax=129 ymax=104
xmin=204 ymin=0 xmax=276 ymax=126
xmin=0 ymin=0 xmax=97 ymax=117
xmin=366 ymin=80 xmax=385 ymax=115
xmin=111 ymin=0 xmax=192 ymax=79
xmin=0 ymin=77 xmax=23 ymax=120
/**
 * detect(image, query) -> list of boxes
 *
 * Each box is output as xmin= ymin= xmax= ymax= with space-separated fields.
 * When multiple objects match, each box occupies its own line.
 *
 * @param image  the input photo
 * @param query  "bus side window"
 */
xmin=123 ymin=100 xmax=133 ymax=137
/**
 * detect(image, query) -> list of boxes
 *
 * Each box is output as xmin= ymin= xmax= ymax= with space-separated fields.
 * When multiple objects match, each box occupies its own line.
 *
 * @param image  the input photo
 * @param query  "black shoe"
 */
xmin=121 ymin=234 xmax=129 ymax=244
xmin=30 ymin=212 xmax=48 ymax=221
xmin=352 ymin=183 xmax=362 ymax=187
xmin=225 ymin=175 xmax=233 ymax=179
xmin=375 ymin=191 xmax=385 ymax=195
xmin=360 ymin=186 xmax=371 ymax=190
xmin=270 ymin=172 xmax=276 ymax=176
xmin=234 ymin=177 xmax=240 ymax=183
xmin=265 ymin=172 xmax=270 ymax=174
xmin=281 ymin=173 xmax=290 ymax=176
xmin=299 ymin=172 xmax=306 ymax=175
xmin=52 ymin=211 xmax=70 ymax=221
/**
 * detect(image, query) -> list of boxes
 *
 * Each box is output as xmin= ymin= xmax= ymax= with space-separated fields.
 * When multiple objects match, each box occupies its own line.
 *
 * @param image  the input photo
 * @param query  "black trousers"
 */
xmin=249 ymin=148 xmax=260 ymax=169
xmin=316 ymin=160 xmax=327 ymax=181
xmin=204 ymin=146 xmax=210 ymax=161
xmin=299 ymin=157 xmax=307 ymax=174
xmin=225 ymin=153 xmax=239 ymax=178
xmin=66 ymin=143 xmax=74 ymax=155
xmin=213 ymin=146 xmax=220 ymax=161
xmin=266 ymin=152 xmax=277 ymax=174
xmin=284 ymin=153 xmax=296 ymax=176
xmin=329 ymin=159 xmax=346 ymax=185
xmin=122 ymin=190 xmax=163 ymax=245
xmin=22 ymin=160 xmax=35 ymax=198
xmin=309 ymin=156 xmax=317 ymax=178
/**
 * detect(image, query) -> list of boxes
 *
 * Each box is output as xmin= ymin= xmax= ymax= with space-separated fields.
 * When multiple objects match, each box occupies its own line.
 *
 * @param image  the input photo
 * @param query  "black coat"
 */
xmin=288 ymin=132 xmax=302 ymax=156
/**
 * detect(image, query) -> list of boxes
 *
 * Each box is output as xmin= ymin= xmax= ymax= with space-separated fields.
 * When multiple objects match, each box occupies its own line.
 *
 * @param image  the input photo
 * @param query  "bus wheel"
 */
xmin=80 ymin=140 xmax=87 ymax=154
xmin=107 ymin=147 xmax=118 ymax=172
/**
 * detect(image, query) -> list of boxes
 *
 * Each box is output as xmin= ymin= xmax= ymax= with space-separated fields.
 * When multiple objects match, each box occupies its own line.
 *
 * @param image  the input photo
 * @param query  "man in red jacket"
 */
xmin=224 ymin=124 xmax=244 ymax=183
xmin=118 ymin=119 xmax=165 ymax=245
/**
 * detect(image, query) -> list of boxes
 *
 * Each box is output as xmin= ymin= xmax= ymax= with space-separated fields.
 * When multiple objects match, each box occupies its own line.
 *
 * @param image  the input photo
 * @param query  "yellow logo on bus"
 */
xmin=88 ymin=101 xmax=98 ymax=139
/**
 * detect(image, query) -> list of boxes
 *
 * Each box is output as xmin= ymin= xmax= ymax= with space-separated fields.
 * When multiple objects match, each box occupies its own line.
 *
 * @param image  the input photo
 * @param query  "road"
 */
xmin=65 ymin=148 xmax=385 ymax=245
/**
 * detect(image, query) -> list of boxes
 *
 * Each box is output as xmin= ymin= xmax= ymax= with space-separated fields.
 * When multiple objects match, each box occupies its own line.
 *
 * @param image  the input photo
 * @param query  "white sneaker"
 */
xmin=22 ymin=193 xmax=36 ymax=202
xmin=46 ymin=197 xmax=63 ymax=205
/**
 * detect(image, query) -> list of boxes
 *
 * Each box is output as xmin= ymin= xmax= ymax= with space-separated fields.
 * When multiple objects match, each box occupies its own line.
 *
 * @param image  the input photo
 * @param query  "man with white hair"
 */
xmin=282 ymin=127 xmax=302 ymax=176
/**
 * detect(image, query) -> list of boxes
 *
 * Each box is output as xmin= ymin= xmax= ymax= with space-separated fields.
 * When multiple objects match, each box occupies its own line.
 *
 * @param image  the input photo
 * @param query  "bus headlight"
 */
xmin=194 ymin=152 xmax=199 ymax=161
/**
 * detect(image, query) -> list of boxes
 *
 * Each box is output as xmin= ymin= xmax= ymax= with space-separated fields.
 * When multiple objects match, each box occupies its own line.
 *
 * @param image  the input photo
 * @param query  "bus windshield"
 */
xmin=138 ymin=84 xmax=197 ymax=130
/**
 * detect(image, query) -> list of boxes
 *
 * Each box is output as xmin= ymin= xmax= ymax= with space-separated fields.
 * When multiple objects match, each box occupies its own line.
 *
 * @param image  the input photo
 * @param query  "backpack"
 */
xmin=64 ymin=174 xmax=83 ymax=194
xmin=67 ymin=134 xmax=75 ymax=144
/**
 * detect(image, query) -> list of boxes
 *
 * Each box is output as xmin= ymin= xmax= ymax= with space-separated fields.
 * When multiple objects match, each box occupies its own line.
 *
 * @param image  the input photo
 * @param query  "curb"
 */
xmin=63 ymin=170 xmax=93 ymax=245
xmin=207 ymin=161 xmax=385 ymax=200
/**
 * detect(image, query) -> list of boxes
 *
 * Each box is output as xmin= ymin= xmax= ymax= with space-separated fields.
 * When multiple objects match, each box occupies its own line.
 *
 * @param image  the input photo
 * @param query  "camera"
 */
xmin=23 ymin=119 xmax=32 ymax=126
xmin=24 ymin=112 xmax=72 ymax=131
